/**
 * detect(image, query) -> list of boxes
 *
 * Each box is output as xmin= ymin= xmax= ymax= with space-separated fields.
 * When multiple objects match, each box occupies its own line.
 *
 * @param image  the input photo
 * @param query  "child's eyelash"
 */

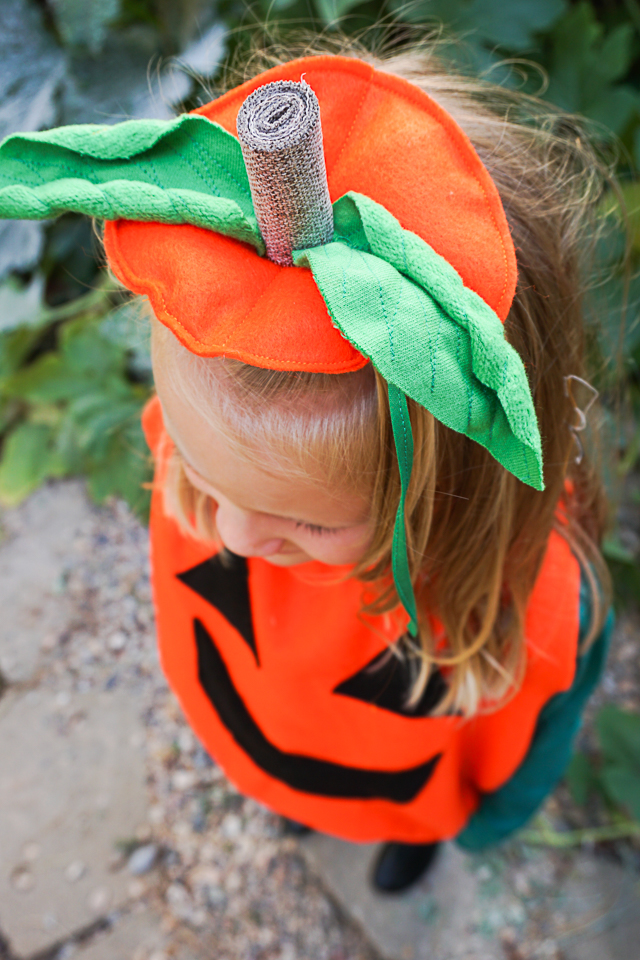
xmin=295 ymin=521 xmax=340 ymax=536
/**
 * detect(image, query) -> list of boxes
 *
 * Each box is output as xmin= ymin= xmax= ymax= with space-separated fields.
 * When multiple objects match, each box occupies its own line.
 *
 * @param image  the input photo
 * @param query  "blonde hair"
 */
xmin=151 ymin=34 xmax=612 ymax=716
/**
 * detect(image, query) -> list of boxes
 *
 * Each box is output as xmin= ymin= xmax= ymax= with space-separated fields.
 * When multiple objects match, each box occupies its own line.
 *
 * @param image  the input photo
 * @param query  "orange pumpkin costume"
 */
xmin=0 ymin=55 xmax=611 ymax=847
xmin=141 ymin=395 xmax=597 ymax=844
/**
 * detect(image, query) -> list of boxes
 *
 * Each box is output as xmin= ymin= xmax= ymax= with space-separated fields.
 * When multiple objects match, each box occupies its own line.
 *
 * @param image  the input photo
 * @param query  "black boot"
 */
xmin=371 ymin=841 xmax=440 ymax=893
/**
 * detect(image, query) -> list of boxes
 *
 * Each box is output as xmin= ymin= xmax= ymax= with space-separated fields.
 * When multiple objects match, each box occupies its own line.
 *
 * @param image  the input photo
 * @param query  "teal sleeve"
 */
xmin=456 ymin=574 xmax=613 ymax=851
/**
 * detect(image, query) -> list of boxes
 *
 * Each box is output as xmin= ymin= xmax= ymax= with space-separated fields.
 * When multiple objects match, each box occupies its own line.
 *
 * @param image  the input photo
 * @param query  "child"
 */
xmin=0 ymin=40 xmax=613 ymax=894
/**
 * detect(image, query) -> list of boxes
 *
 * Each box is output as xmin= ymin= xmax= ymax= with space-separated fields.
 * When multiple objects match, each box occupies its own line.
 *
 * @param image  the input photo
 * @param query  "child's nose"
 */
xmin=214 ymin=502 xmax=284 ymax=558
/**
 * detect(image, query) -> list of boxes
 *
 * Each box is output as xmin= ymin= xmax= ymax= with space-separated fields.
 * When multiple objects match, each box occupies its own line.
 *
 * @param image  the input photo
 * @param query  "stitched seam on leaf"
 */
xmin=182 ymin=132 xmax=251 ymax=200
xmin=360 ymin=251 xmax=394 ymax=360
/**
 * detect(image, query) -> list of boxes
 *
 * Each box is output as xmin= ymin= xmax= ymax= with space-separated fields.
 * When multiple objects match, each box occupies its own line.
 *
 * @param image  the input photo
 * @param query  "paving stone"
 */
xmin=299 ymin=833 xmax=640 ymax=960
xmin=299 ymin=834 xmax=497 ymax=960
xmin=554 ymin=854 xmax=640 ymax=960
xmin=0 ymin=481 xmax=94 ymax=683
xmin=73 ymin=908 xmax=166 ymax=960
xmin=0 ymin=684 xmax=149 ymax=956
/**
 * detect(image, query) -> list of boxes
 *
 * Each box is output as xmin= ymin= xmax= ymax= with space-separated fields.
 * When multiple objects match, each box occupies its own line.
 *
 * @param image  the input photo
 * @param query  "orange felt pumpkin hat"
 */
xmin=0 ymin=54 xmax=543 ymax=635
xmin=103 ymin=55 xmax=517 ymax=372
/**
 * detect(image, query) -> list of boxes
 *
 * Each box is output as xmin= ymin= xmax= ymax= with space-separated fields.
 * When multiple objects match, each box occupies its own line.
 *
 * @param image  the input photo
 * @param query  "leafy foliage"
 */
xmin=0 ymin=264 xmax=153 ymax=518
xmin=567 ymin=705 xmax=640 ymax=823
xmin=48 ymin=0 xmax=122 ymax=53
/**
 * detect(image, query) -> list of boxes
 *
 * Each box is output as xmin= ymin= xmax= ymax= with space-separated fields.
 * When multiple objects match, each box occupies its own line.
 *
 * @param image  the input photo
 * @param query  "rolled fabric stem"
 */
xmin=236 ymin=80 xmax=334 ymax=266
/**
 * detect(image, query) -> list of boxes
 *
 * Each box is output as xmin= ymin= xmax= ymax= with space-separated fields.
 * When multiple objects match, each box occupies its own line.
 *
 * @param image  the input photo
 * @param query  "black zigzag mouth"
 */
xmin=194 ymin=617 xmax=441 ymax=803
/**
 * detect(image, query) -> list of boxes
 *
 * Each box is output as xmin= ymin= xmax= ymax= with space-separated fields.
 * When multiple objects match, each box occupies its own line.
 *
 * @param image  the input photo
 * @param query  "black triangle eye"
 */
xmin=177 ymin=551 xmax=259 ymax=664
xmin=333 ymin=646 xmax=449 ymax=717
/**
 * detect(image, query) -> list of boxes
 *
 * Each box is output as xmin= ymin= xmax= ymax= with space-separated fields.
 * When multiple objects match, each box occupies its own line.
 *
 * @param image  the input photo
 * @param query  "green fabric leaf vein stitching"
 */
xmin=0 ymin=115 xmax=264 ymax=254
xmin=295 ymin=192 xmax=544 ymax=492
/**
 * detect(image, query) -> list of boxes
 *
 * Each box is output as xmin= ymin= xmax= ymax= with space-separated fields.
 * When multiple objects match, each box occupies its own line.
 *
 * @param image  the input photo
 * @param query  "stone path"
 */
xmin=0 ymin=481 xmax=638 ymax=960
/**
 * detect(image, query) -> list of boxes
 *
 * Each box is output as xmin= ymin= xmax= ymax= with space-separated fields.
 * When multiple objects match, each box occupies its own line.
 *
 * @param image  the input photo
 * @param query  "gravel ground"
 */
xmin=1 ymin=489 xmax=377 ymax=960
xmin=1 ymin=481 xmax=639 ymax=960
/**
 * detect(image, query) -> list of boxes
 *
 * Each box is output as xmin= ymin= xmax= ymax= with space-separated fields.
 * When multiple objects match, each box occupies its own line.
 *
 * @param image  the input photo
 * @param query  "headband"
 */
xmin=0 ymin=55 xmax=543 ymax=635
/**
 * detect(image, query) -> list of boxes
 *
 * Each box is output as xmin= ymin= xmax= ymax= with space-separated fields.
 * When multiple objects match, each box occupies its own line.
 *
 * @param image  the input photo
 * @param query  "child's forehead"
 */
xmin=157 ymin=362 xmax=371 ymax=526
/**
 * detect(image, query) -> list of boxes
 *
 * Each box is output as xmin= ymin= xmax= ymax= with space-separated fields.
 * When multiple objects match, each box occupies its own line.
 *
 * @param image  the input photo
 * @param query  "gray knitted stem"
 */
xmin=236 ymin=80 xmax=333 ymax=266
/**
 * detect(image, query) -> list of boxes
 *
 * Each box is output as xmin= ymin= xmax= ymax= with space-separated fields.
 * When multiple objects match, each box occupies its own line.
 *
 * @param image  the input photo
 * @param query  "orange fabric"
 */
xmin=104 ymin=56 xmax=517 ymax=373
xmin=143 ymin=397 xmax=580 ymax=842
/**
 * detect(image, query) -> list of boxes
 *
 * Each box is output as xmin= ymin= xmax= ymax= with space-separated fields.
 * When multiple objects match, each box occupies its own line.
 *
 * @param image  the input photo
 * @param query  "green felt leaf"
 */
xmin=295 ymin=192 xmax=543 ymax=490
xmin=0 ymin=115 xmax=264 ymax=253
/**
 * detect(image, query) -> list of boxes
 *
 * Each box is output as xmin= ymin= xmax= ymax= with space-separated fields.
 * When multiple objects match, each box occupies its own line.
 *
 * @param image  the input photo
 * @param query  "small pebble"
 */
xmin=11 ymin=866 xmax=35 ymax=892
xmin=57 ymin=943 xmax=77 ymax=959
xmin=42 ymin=912 xmax=58 ymax=932
xmin=41 ymin=633 xmax=58 ymax=651
xmin=171 ymin=769 xmax=196 ymax=792
xmin=177 ymin=728 xmax=194 ymax=753
xmin=128 ymin=878 xmax=147 ymax=898
xmin=128 ymin=843 xmax=158 ymax=875
xmin=87 ymin=886 xmax=110 ymax=912
xmin=221 ymin=813 xmax=242 ymax=839
xmin=22 ymin=842 xmax=40 ymax=861
xmin=64 ymin=860 xmax=86 ymax=883
xmin=108 ymin=631 xmax=127 ymax=652
xmin=135 ymin=823 xmax=152 ymax=841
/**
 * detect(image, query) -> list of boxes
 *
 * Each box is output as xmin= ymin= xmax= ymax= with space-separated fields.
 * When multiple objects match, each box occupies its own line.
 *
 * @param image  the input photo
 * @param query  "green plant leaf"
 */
xmin=86 ymin=422 xmax=151 ymax=520
xmin=0 ymin=422 xmax=64 ymax=505
xmin=70 ymin=393 xmax=144 ymax=456
xmin=295 ymin=192 xmax=543 ymax=490
xmin=0 ymin=115 xmax=263 ymax=253
xmin=602 ymin=537 xmax=636 ymax=565
xmin=0 ymin=325 xmax=45 ymax=383
xmin=314 ymin=0 xmax=369 ymax=24
xmin=601 ymin=765 xmax=640 ymax=822
xmin=100 ymin=299 xmax=152 ymax=381
xmin=596 ymin=705 xmax=640 ymax=821
xmin=50 ymin=0 xmax=122 ymax=54
xmin=60 ymin=318 xmax=124 ymax=378
xmin=603 ymin=182 xmax=640 ymax=258
xmin=390 ymin=0 xmax=566 ymax=51
xmin=4 ymin=353 xmax=93 ymax=403
xmin=565 ymin=751 xmax=601 ymax=806
xmin=466 ymin=0 xmax=567 ymax=51
xmin=544 ymin=4 xmax=639 ymax=134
